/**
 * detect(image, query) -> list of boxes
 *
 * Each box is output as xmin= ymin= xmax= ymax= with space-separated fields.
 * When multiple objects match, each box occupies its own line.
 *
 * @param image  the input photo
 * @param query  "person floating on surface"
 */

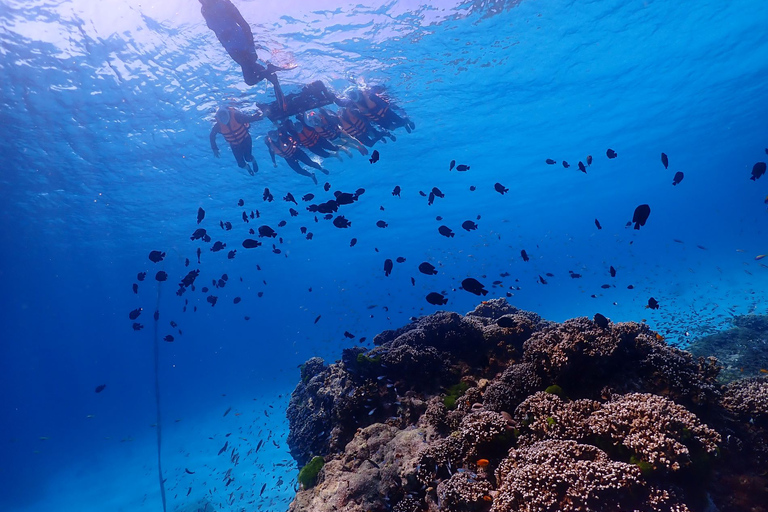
xmin=282 ymin=118 xmax=348 ymax=160
xmin=199 ymin=0 xmax=287 ymax=110
xmin=340 ymin=87 xmax=416 ymax=133
xmin=265 ymin=128 xmax=330 ymax=185
xmin=210 ymin=106 xmax=262 ymax=175
xmin=337 ymin=106 xmax=394 ymax=148
xmin=305 ymin=109 xmax=368 ymax=156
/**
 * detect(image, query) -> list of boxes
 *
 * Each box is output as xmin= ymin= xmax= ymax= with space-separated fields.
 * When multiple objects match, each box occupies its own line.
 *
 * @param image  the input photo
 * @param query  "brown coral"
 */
xmin=436 ymin=471 xmax=493 ymax=511
xmin=721 ymin=376 xmax=768 ymax=420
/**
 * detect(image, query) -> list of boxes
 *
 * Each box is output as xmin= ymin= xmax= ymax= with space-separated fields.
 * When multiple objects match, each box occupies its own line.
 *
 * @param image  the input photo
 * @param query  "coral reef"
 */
xmin=286 ymin=299 xmax=768 ymax=512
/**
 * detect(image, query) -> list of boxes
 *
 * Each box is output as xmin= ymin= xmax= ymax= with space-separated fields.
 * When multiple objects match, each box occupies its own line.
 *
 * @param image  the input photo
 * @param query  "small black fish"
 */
xmin=369 ymin=150 xmax=380 ymax=164
xmin=431 ymin=187 xmax=445 ymax=198
xmin=155 ymin=271 xmax=168 ymax=282
xmin=260 ymin=483 xmax=267 ymax=496
xmin=521 ymin=249 xmax=530 ymax=262
xmin=462 ymin=220 xmax=478 ymax=231
xmin=461 ymin=277 xmax=488 ymax=296
xmin=95 ymin=384 xmax=106 ymax=393
xmin=545 ymin=159 xmax=556 ymax=165
xmin=396 ymin=257 xmax=406 ymax=263
xmin=750 ymin=162 xmax=766 ymax=181
xmin=538 ymin=275 xmax=548 ymax=285
xmin=137 ymin=272 xmax=146 ymax=281
xmin=258 ymin=225 xmax=277 ymax=238
xmin=233 ymin=297 xmax=241 ymax=304
xmin=469 ymin=186 xmax=476 ymax=191
xmin=333 ymin=216 xmax=351 ymax=228
xmin=207 ymin=295 xmax=218 ymax=307
xmin=632 ymin=204 xmax=651 ymax=230
xmin=562 ymin=161 xmax=570 ymax=168
xmin=428 ymin=192 xmax=435 ymax=205
xmin=661 ymin=152 xmax=669 ymax=169
xmin=153 ymin=310 xmax=159 ymax=321
xmin=426 ymin=292 xmax=448 ymax=305
xmin=190 ymin=228 xmax=206 ymax=241
xmin=284 ymin=192 xmax=297 ymax=204
xmin=289 ymin=208 xmax=299 ymax=217
xmin=438 ymin=225 xmax=455 ymax=238
xmin=578 ymin=161 xmax=587 ymax=173
xmin=149 ymin=250 xmax=165 ymax=263
xmin=496 ymin=316 xmax=516 ymax=328
xmin=672 ymin=171 xmax=684 ymax=185
xmin=344 ymin=331 xmax=355 ymax=339
xmin=455 ymin=164 xmax=470 ymax=172
xmin=593 ymin=313 xmax=609 ymax=329
xmin=164 ymin=335 xmax=174 ymax=342
xmin=263 ymin=188 xmax=274 ymax=202
xmin=242 ymin=239 xmax=261 ymax=249
xmin=227 ymin=250 xmax=236 ymax=259
xmin=302 ymin=193 xmax=314 ymax=202
xmin=277 ymin=220 xmax=287 ymax=227
xmin=132 ymin=322 xmax=143 ymax=331
xmin=610 ymin=265 xmax=616 ymax=277
xmin=646 ymin=297 xmax=660 ymax=310
xmin=350 ymin=238 xmax=357 ymax=247
xmin=392 ymin=186 xmax=401 ymax=197
xmin=419 ymin=262 xmax=438 ymax=275
xmin=595 ymin=219 xmax=602 ymax=230
xmin=238 ymin=199 xmax=244 ymax=207
xmin=314 ymin=315 xmax=321 ymax=324
xmin=132 ymin=283 xmax=138 ymax=294
xmin=376 ymin=220 xmax=388 ymax=228
xmin=601 ymin=284 xmax=611 ymax=289
xmin=384 ymin=259 xmax=393 ymax=276
xmin=211 ymin=241 xmax=226 ymax=252
xmin=197 ymin=207 xmax=205 ymax=224
xmin=449 ymin=160 xmax=456 ymax=171
xmin=334 ymin=191 xmax=356 ymax=205
xmin=606 ymin=148 xmax=618 ymax=159
xmin=569 ymin=272 xmax=582 ymax=278
xmin=586 ymin=155 xmax=593 ymax=166
xmin=324 ymin=182 xmax=331 ymax=192
xmin=242 ymin=211 xmax=249 ymax=223
xmin=494 ymin=182 xmax=508 ymax=195
xmin=218 ymin=441 xmax=228 ymax=455
xmin=185 ymin=468 xmax=195 ymax=475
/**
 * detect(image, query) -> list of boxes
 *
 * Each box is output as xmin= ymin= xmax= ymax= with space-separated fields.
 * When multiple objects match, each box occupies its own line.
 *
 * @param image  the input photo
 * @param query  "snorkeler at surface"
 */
xmin=199 ymin=0 xmax=287 ymax=110
xmin=210 ymin=106 xmax=263 ymax=175
xmin=265 ymin=128 xmax=330 ymax=185
xmin=337 ymin=87 xmax=416 ymax=133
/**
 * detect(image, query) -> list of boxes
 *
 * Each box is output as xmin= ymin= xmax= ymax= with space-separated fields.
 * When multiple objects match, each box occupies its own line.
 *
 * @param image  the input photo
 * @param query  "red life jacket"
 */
xmin=340 ymin=109 xmax=367 ymax=138
xmin=315 ymin=119 xmax=340 ymax=140
xmin=359 ymin=94 xmax=390 ymax=122
xmin=268 ymin=134 xmax=298 ymax=159
xmin=219 ymin=108 xmax=249 ymax=145
xmin=295 ymin=124 xmax=320 ymax=148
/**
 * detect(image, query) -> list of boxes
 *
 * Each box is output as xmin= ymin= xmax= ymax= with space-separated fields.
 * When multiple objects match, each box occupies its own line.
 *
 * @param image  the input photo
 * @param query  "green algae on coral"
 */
xmin=298 ymin=456 xmax=324 ymax=489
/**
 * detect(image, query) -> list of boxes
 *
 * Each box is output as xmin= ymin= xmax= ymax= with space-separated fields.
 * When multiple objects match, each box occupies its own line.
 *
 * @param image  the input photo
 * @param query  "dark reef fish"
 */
xmin=238 ymin=199 xmax=244 ymax=207
xmin=750 ymin=162 xmax=766 ymax=181
xmin=496 ymin=316 xmax=516 ymax=328
xmin=324 ymin=182 xmax=331 ymax=192
xmin=376 ymin=220 xmax=388 ymax=228
xmin=594 ymin=218 xmax=602 ymax=230
xmin=449 ymin=160 xmax=456 ymax=171
xmin=494 ymin=183 xmax=508 ymax=195
xmin=129 ymin=308 xmax=142 ymax=320
xmin=384 ymin=259 xmax=393 ymax=276
xmin=334 ymin=191 xmax=357 ymax=205
xmin=155 ymin=271 xmax=168 ymax=282
xmin=302 ymin=193 xmax=314 ymax=202
xmin=196 ymin=207 xmax=205 ymax=224
xmin=461 ymin=278 xmax=488 ymax=296
xmin=593 ymin=313 xmax=609 ymax=329
xmin=610 ymin=266 xmax=617 ymax=277
xmin=185 ymin=468 xmax=195 ymax=475
xmin=438 ymin=225 xmax=455 ymax=238
xmin=606 ymin=148 xmax=618 ymax=159
xmin=426 ymin=292 xmax=448 ymax=305
xmin=455 ymin=164 xmax=470 ymax=172
xmin=392 ymin=186 xmax=401 ymax=197
xmin=545 ymin=159 xmax=556 ymax=165
xmin=431 ymin=187 xmax=444 ymax=199
xmin=428 ymin=192 xmax=435 ymax=206
xmin=333 ymin=216 xmax=351 ymax=228
xmin=672 ymin=171 xmax=684 ymax=186
xmin=538 ymin=275 xmax=548 ymax=285
xmin=646 ymin=297 xmax=660 ymax=310
xmin=419 ymin=262 xmax=438 ymax=275
xmin=132 ymin=283 xmax=138 ymax=294
xmin=462 ymin=220 xmax=478 ymax=231
xmin=137 ymin=272 xmax=146 ymax=281
xmin=258 ymin=225 xmax=277 ymax=238
xmin=632 ymin=204 xmax=651 ymax=230
xmin=521 ymin=249 xmax=530 ymax=262
xmin=369 ymin=150 xmax=379 ymax=164
xmin=148 ymin=250 xmax=165 ymax=263
xmin=578 ymin=161 xmax=587 ymax=173
xmin=242 ymin=239 xmax=262 ymax=249
xmin=207 ymin=295 xmax=218 ymax=307
xmin=263 ymin=188 xmax=274 ymax=202
xmin=308 ymin=200 xmax=339 ymax=214
xmin=164 ymin=335 xmax=174 ymax=342
xmin=586 ymin=155 xmax=593 ymax=166
xmin=396 ymin=257 xmax=406 ymax=263
xmin=284 ymin=192 xmax=297 ymax=204
xmin=95 ymin=384 xmax=106 ymax=393
xmin=190 ymin=228 xmax=206 ymax=241
xmin=350 ymin=238 xmax=357 ymax=247
xmin=211 ymin=241 xmax=226 ymax=252
xmin=562 ymin=161 xmax=570 ymax=168
xmin=344 ymin=331 xmax=355 ymax=339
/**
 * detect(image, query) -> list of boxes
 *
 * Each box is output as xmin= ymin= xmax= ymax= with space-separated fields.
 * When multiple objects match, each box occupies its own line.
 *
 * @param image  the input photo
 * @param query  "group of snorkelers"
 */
xmin=201 ymin=0 xmax=415 ymax=184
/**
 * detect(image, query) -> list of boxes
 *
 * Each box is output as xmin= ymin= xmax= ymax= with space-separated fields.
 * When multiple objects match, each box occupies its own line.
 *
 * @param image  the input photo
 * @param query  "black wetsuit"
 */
xmin=266 ymin=132 xmax=325 ymax=181
xmin=200 ymin=0 xmax=285 ymax=107
xmin=210 ymin=110 xmax=262 ymax=168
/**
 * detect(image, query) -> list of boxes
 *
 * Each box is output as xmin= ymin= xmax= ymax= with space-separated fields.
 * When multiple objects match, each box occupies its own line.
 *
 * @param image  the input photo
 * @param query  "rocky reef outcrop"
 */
xmin=286 ymin=299 xmax=768 ymax=512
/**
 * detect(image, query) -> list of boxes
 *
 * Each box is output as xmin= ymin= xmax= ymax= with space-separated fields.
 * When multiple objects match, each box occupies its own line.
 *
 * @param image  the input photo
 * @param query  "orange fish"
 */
xmin=755 ymin=255 xmax=766 ymax=261
xmin=477 ymin=459 xmax=490 ymax=467
xmin=655 ymin=334 xmax=665 ymax=341
xmin=760 ymin=369 xmax=768 ymax=374
xmin=483 ymin=496 xmax=493 ymax=502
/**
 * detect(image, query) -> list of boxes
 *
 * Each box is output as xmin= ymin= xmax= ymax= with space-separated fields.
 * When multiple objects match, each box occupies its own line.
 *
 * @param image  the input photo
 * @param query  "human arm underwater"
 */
xmin=209 ymin=124 xmax=221 ymax=157
xmin=234 ymin=109 xmax=263 ymax=124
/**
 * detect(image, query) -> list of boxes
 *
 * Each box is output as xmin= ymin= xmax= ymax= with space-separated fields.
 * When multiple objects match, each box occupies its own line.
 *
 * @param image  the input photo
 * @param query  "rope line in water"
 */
xmin=154 ymin=283 xmax=167 ymax=512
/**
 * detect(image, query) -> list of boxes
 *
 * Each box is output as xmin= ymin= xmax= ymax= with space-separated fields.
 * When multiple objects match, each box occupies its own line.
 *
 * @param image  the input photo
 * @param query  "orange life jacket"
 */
xmin=359 ymin=95 xmax=390 ymax=122
xmin=340 ymin=109 xmax=367 ymax=138
xmin=219 ymin=108 xmax=249 ymax=145
xmin=315 ymin=120 xmax=340 ymax=140
xmin=268 ymin=134 xmax=298 ymax=159
xmin=295 ymin=124 xmax=320 ymax=147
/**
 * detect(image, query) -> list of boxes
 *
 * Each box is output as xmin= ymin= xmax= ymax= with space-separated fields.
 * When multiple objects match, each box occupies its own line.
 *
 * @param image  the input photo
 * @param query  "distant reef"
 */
xmin=286 ymin=299 xmax=768 ymax=512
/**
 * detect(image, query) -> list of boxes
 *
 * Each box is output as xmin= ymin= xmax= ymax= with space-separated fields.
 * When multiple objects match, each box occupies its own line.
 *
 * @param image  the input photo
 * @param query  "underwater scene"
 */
xmin=1 ymin=0 xmax=767 ymax=511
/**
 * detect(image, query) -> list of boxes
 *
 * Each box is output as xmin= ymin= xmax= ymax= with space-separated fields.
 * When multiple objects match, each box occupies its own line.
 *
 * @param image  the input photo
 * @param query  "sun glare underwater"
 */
xmin=1 ymin=0 xmax=768 ymax=511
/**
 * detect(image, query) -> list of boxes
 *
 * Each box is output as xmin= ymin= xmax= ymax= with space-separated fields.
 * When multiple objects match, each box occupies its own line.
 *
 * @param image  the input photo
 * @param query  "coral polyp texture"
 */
xmin=286 ymin=299 xmax=768 ymax=512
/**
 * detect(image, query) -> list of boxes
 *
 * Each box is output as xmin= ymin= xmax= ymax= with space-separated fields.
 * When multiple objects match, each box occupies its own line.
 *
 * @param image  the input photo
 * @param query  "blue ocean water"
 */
xmin=1 ymin=0 xmax=766 ymax=510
